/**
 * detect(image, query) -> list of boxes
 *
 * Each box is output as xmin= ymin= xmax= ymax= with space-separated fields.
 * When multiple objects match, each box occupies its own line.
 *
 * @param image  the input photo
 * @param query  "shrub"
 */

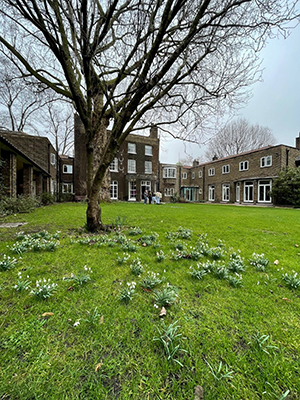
xmin=39 ymin=192 xmax=55 ymax=206
xmin=0 ymin=195 xmax=40 ymax=215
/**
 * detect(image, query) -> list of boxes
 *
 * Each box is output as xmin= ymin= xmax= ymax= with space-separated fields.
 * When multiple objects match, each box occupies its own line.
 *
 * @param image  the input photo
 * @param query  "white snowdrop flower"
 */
xmin=27 ymin=275 xmax=29 ymax=278
xmin=18 ymin=272 xmax=22 ymax=276
xmin=257 ymin=281 xmax=259 ymax=285
xmin=164 ymin=269 xmax=166 ymax=273
xmin=73 ymin=321 xmax=80 ymax=327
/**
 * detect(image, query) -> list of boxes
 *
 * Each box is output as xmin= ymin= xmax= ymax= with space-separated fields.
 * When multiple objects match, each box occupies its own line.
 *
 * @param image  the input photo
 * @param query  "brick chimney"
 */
xmin=296 ymin=133 xmax=300 ymax=149
xmin=192 ymin=159 xmax=199 ymax=167
xmin=150 ymin=125 xmax=158 ymax=139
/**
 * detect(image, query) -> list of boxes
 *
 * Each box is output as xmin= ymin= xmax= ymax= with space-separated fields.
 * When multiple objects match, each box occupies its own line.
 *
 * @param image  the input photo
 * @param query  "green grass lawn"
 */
xmin=0 ymin=202 xmax=299 ymax=400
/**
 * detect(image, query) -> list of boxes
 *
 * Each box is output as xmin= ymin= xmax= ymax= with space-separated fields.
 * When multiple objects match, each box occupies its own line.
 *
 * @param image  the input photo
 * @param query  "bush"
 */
xmin=271 ymin=167 xmax=300 ymax=207
xmin=0 ymin=195 xmax=40 ymax=215
xmin=58 ymin=193 xmax=74 ymax=202
xmin=170 ymin=192 xmax=180 ymax=203
xmin=39 ymin=192 xmax=55 ymax=206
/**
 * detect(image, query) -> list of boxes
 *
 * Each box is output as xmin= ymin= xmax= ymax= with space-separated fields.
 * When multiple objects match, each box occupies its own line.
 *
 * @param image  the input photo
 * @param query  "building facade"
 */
xmin=0 ymin=130 xmax=57 ymax=198
xmin=74 ymin=115 xmax=160 ymax=202
xmin=160 ymin=136 xmax=300 ymax=205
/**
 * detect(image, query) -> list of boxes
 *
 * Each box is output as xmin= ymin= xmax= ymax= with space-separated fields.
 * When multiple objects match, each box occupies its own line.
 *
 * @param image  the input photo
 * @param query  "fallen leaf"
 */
xmin=273 ymin=260 xmax=279 ymax=265
xmin=142 ymin=243 xmax=147 ymax=247
xmin=282 ymin=298 xmax=291 ymax=302
xmin=42 ymin=312 xmax=54 ymax=317
xmin=95 ymin=363 xmax=102 ymax=372
xmin=99 ymin=315 xmax=104 ymax=325
xmin=295 ymin=244 xmax=299 ymax=247
xmin=67 ymin=286 xmax=73 ymax=291
xmin=159 ymin=307 xmax=167 ymax=318
xmin=194 ymin=385 xmax=204 ymax=400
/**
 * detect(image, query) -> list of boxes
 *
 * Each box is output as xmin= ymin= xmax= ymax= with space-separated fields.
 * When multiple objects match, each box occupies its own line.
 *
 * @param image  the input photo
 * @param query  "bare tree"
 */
xmin=43 ymin=102 xmax=74 ymax=156
xmin=0 ymin=0 xmax=297 ymax=231
xmin=205 ymin=118 xmax=276 ymax=160
xmin=0 ymin=55 xmax=55 ymax=134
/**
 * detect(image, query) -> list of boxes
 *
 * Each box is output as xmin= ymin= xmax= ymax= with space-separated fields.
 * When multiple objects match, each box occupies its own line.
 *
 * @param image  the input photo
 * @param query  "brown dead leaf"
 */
xmin=159 ymin=307 xmax=167 ymax=318
xmin=282 ymin=298 xmax=291 ymax=302
xmin=95 ymin=363 xmax=102 ymax=372
xmin=295 ymin=244 xmax=299 ymax=247
xmin=67 ymin=286 xmax=73 ymax=291
xmin=273 ymin=260 xmax=279 ymax=265
xmin=99 ymin=315 xmax=104 ymax=325
xmin=42 ymin=312 xmax=54 ymax=317
xmin=194 ymin=385 xmax=204 ymax=400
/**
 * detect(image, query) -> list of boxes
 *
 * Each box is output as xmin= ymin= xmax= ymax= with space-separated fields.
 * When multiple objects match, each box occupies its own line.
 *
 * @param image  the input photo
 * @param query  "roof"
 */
xmin=0 ymin=132 xmax=50 ymax=176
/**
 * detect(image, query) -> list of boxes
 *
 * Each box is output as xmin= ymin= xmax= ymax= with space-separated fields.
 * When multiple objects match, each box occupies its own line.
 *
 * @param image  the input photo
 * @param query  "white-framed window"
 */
xmin=192 ymin=172 xmax=195 ymax=179
xmin=244 ymin=181 xmax=254 ymax=202
xmin=164 ymin=188 xmax=174 ymax=196
xmin=258 ymin=180 xmax=272 ymax=202
xmin=222 ymin=165 xmax=230 ymax=174
xmin=208 ymin=185 xmax=215 ymax=201
xmin=208 ymin=168 xmax=215 ymax=176
xmin=63 ymin=164 xmax=73 ymax=174
xmin=145 ymin=161 xmax=152 ymax=174
xmin=110 ymin=158 xmax=118 ymax=172
xmin=62 ymin=183 xmax=73 ymax=193
xmin=222 ymin=184 xmax=230 ymax=202
xmin=182 ymin=172 xmax=187 ymax=179
xmin=50 ymin=178 xmax=55 ymax=194
xmin=50 ymin=153 xmax=56 ymax=166
xmin=128 ymin=159 xmax=136 ymax=173
xmin=199 ymin=170 xmax=202 ymax=178
xmin=239 ymin=160 xmax=249 ymax=171
xmin=128 ymin=180 xmax=137 ymax=201
xmin=145 ymin=145 xmax=153 ymax=156
xmin=110 ymin=180 xmax=118 ymax=199
xmin=163 ymin=167 xmax=176 ymax=178
xmin=128 ymin=143 xmax=136 ymax=154
xmin=260 ymin=155 xmax=272 ymax=168
xmin=236 ymin=183 xmax=240 ymax=203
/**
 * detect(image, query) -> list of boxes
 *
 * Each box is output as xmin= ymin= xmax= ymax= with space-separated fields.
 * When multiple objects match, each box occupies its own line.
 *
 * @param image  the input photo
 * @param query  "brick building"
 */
xmin=0 ymin=130 xmax=57 ymax=197
xmin=159 ymin=135 xmax=300 ymax=205
xmin=74 ymin=116 xmax=160 ymax=201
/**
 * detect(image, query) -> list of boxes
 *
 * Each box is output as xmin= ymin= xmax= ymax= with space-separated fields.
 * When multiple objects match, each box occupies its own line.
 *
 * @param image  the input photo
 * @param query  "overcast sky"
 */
xmin=160 ymin=24 xmax=300 ymax=164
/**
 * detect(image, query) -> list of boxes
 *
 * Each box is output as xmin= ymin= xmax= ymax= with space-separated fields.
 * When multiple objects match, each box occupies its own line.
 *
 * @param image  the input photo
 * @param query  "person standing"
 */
xmin=144 ymin=190 xmax=148 ymax=204
xmin=155 ymin=191 xmax=161 ymax=204
xmin=148 ymin=191 xmax=152 ymax=204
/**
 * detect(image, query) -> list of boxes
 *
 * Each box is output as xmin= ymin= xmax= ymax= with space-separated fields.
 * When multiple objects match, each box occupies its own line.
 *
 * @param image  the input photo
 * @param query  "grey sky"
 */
xmin=160 ymin=24 xmax=300 ymax=164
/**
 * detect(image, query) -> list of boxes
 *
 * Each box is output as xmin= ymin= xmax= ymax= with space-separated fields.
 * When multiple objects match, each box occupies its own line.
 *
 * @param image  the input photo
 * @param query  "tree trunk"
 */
xmin=86 ymin=191 xmax=105 ymax=232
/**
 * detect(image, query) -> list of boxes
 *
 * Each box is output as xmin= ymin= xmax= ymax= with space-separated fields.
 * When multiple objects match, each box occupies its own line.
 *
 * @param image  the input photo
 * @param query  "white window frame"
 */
xmin=128 ymin=143 xmax=136 ymax=154
xmin=244 ymin=181 xmax=254 ymax=202
xmin=163 ymin=167 xmax=176 ymax=178
xmin=50 ymin=153 xmax=56 ymax=166
xmin=145 ymin=145 xmax=153 ymax=156
xmin=260 ymin=155 xmax=272 ymax=168
xmin=208 ymin=168 xmax=215 ymax=176
xmin=192 ymin=172 xmax=195 ymax=179
xmin=258 ymin=180 xmax=272 ymax=203
xmin=127 ymin=159 xmax=136 ymax=173
xmin=208 ymin=185 xmax=215 ymax=201
xmin=236 ymin=183 xmax=240 ymax=203
xmin=110 ymin=157 xmax=118 ymax=172
xmin=198 ymin=170 xmax=202 ymax=178
xmin=110 ymin=180 xmax=118 ymax=199
xmin=63 ymin=164 xmax=73 ymax=174
xmin=222 ymin=184 xmax=230 ymax=202
xmin=222 ymin=165 xmax=230 ymax=174
xmin=62 ymin=183 xmax=73 ymax=194
xmin=182 ymin=172 xmax=187 ymax=179
xmin=145 ymin=161 xmax=152 ymax=174
xmin=239 ymin=161 xmax=249 ymax=171
xmin=164 ymin=188 xmax=174 ymax=196
xmin=128 ymin=181 xmax=137 ymax=201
